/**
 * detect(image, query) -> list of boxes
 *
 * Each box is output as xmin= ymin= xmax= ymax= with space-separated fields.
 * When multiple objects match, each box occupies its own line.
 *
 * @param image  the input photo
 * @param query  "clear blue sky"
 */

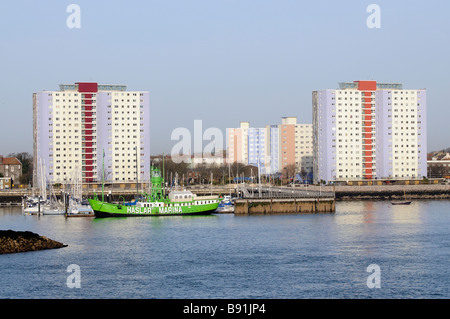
xmin=0 ymin=0 xmax=449 ymax=156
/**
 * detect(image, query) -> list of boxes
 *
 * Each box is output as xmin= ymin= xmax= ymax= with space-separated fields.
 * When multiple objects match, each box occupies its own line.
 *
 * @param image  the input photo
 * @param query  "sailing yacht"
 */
xmin=66 ymin=166 xmax=94 ymax=217
xmin=391 ymin=190 xmax=411 ymax=205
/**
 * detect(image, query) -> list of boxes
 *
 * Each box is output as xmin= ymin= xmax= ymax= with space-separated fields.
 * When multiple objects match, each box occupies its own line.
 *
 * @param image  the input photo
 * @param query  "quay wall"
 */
xmin=234 ymin=198 xmax=335 ymax=215
xmin=1 ymin=184 xmax=450 ymax=203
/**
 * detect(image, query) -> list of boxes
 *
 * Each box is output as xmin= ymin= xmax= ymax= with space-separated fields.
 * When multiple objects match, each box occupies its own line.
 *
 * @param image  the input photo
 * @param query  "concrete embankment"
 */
xmin=235 ymin=198 xmax=335 ymax=214
xmin=0 ymin=230 xmax=67 ymax=254
xmin=233 ymin=184 xmax=450 ymax=214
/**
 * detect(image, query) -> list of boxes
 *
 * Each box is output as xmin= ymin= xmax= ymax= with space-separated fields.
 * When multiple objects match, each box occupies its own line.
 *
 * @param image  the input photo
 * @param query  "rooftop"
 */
xmin=0 ymin=156 xmax=21 ymax=166
xmin=338 ymin=81 xmax=403 ymax=90
xmin=59 ymin=83 xmax=127 ymax=91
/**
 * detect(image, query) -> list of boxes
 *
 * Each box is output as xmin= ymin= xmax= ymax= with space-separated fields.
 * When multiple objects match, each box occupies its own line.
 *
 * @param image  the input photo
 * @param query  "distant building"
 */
xmin=247 ymin=127 xmax=268 ymax=174
xmin=313 ymin=80 xmax=427 ymax=183
xmin=279 ymin=117 xmax=297 ymax=173
xmin=33 ymin=82 xmax=150 ymax=185
xmin=279 ymin=117 xmax=313 ymax=176
xmin=227 ymin=121 xmax=250 ymax=165
xmin=0 ymin=155 xmax=22 ymax=184
xmin=267 ymin=125 xmax=280 ymax=175
xmin=227 ymin=117 xmax=313 ymax=176
xmin=190 ymin=152 xmax=226 ymax=167
xmin=427 ymin=153 xmax=450 ymax=178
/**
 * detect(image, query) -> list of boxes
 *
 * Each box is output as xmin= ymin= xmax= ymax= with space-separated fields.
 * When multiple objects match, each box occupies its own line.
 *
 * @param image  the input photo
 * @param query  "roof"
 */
xmin=0 ymin=156 xmax=21 ymax=165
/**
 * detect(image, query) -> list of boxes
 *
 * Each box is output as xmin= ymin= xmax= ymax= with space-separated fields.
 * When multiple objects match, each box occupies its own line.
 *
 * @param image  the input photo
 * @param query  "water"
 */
xmin=0 ymin=200 xmax=449 ymax=299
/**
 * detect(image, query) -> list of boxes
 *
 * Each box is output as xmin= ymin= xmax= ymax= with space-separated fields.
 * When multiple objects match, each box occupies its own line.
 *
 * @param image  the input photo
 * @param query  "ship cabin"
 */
xmin=137 ymin=201 xmax=164 ymax=208
xmin=169 ymin=190 xmax=196 ymax=202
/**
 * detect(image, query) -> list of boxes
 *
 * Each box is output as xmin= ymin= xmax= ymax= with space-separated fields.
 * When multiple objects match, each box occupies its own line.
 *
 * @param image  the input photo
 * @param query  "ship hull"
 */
xmin=93 ymin=209 xmax=217 ymax=218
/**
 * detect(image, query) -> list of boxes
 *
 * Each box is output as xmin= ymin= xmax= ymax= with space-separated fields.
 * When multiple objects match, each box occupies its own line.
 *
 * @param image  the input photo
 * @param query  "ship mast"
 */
xmin=136 ymin=146 xmax=138 ymax=199
xmin=150 ymin=160 xmax=163 ymax=201
xmin=102 ymin=149 xmax=105 ymax=203
xmin=162 ymin=153 xmax=165 ymax=198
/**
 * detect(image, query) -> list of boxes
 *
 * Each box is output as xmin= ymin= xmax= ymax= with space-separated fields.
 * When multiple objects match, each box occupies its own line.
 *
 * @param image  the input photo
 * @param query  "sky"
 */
xmin=0 ymin=0 xmax=449 ymax=156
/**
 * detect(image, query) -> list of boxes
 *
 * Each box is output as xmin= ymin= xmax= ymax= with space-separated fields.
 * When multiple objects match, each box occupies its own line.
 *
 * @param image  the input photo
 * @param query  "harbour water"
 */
xmin=0 ymin=200 xmax=449 ymax=299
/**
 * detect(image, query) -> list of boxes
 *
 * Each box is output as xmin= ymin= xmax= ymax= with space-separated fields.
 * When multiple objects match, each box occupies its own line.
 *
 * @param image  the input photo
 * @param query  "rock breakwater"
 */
xmin=333 ymin=184 xmax=450 ymax=200
xmin=0 ymin=230 xmax=67 ymax=254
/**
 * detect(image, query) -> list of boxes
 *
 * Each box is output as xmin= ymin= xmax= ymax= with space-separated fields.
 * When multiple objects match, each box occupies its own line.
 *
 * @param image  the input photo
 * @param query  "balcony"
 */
xmin=82 ymin=154 xmax=94 ymax=160
xmin=82 ymin=148 xmax=96 ymax=154
xmin=82 ymin=130 xmax=96 ymax=137
xmin=82 ymin=142 xmax=96 ymax=148
xmin=82 ymin=123 xmax=94 ymax=129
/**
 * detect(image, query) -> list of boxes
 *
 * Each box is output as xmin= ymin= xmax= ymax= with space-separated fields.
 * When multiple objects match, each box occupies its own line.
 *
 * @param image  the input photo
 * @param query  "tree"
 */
xmin=300 ymin=168 xmax=307 ymax=181
xmin=284 ymin=164 xmax=297 ymax=181
xmin=156 ymin=156 xmax=189 ymax=186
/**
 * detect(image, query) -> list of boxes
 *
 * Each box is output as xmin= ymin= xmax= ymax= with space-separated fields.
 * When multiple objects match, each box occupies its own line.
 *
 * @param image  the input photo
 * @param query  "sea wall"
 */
xmin=0 ymin=230 xmax=67 ymax=254
xmin=234 ymin=198 xmax=335 ymax=215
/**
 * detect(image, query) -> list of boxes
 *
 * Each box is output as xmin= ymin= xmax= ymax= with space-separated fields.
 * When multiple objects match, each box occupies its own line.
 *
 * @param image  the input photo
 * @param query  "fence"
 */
xmin=237 ymin=184 xmax=335 ymax=199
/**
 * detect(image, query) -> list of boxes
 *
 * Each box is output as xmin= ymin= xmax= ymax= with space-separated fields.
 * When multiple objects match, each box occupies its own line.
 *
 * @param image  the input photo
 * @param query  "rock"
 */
xmin=0 ymin=230 xmax=67 ymax=254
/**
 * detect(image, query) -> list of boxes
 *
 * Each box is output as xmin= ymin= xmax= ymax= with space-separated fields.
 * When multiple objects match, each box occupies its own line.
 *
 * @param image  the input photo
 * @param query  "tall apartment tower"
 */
xmin=33 ymin=82 xmax=150 ymax=186
xmin=279 ymin=117 xmax=313 ymax=175
xmin=266 ymin=124 xmax=280 ymax=175
xmin=227 ymin=122 xmax=271 ymax=174
xmin=247 ymin=127 xmax=268 ymax=174
xmin=227 ymin=121 xmax=250 ymax=165
xmin=312 ymin=80 xmax=427 ymax=183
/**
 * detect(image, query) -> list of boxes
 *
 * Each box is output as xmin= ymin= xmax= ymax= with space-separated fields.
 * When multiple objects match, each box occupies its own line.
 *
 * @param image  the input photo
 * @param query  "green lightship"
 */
xmin=89 ymin=164 xmax=220 ymax=218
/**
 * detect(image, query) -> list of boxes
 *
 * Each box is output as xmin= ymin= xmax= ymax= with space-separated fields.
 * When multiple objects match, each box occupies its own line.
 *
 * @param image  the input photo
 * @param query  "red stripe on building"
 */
xmin=78 ymin=83 xmax=97 ymax=183
xmin=357 ymin=80 xmax=376 ymax=180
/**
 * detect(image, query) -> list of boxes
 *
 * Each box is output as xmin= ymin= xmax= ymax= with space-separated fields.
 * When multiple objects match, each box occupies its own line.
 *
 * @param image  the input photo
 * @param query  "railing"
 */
xmin=237 ymin=184 xmax=334 ymax=199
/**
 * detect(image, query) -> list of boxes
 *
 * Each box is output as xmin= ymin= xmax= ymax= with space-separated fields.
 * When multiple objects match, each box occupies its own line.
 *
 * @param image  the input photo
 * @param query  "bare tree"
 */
xmin=283 ymin=164 xmax=297 ymax=181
